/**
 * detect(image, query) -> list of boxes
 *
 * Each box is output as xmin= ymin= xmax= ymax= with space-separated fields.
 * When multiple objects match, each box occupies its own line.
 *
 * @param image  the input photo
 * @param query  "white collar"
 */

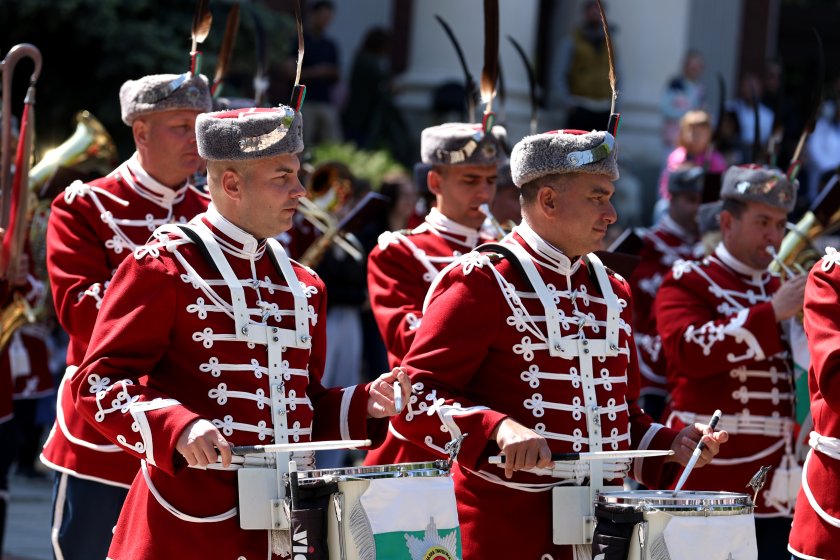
xmin=203 ymin=204 xmax=262 ymax=256
xmin=122 ymin=153 xmax=188 ymax=207
xmin=513 ymin=220 xmax=581 ymax=276
xmin=424 ymin=207 xmax=480 ymax=247
xmin=659 ymin=215 xmax=696 ymax=243
xmin=714 ymin=242 xmax=766 ymax=279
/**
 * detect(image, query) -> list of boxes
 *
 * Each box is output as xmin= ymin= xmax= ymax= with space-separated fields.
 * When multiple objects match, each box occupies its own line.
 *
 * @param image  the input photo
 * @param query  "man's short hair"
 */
xmin=721 ymin=197 xmax=747 ymax=219
xmin=519 ymin=173 xmax=567 ymax=206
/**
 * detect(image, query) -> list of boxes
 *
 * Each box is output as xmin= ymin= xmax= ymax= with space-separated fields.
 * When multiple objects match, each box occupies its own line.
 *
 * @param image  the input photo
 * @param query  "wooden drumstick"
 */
xmin=394 ymin=381 xmax=403 ymax=413
xmin=232 ymin=439 xmax=372 ymax=455
xmin=673 ymin=409 xmax=722 ymax=495
xmin=488 ymin=449 xmax=674 ymax=464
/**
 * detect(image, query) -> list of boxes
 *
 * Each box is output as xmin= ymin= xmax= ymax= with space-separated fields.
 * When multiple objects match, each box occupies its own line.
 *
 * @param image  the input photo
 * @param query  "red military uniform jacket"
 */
xmin=656 ymin=243 xmax=797 ymax=517
xmin=392 ymin=224 xmax=680 ymax=560
xmin=42 ymin=154 xmax=210 ymax=487
xmin=629 ymin=216 xmax=698 ymax=405
xmin=71 ymin=207 xmax=381 ymax=559
xmin=789 ymin=247 xmax=840 ymax=559
xmin=365 ymin=207 xmax=490 ymax=466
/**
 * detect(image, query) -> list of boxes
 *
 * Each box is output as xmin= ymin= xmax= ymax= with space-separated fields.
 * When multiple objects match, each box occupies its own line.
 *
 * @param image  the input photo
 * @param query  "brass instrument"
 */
xmin=26 ymin=111 xmax=118 ymax=322
xmin=479 ymin=203 xmax=508 ymax=241
xmin=297 ymin=197 xmax=363 ymax=266
xmin=29 ymin=110 xmax=117 ymax=196
xmin=297 ymin=162 xmax=366 ymax=268
xmin=769 ymin=174 xmax=840 ymax=277
xmin=0 ymin=292 xmax=35 ymax=352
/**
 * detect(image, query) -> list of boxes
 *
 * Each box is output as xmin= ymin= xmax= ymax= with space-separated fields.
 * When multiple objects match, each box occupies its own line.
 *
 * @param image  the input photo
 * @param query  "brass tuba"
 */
xmin=27 ymin=110 xmax=117 ymax=321
xmin=0 ymin=292 xmax=35 ymax=352
xmin=769 ymin=174 xmax=840 ymax=277
xmin=28 ymin=110 xmax=117 ymax=197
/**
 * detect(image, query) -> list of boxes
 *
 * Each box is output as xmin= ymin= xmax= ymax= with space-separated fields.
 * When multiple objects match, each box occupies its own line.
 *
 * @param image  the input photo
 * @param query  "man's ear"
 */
xmin=719 ymin=209 xmax=733 ymax=234
xmin=132 ymin=119 xmax=148 ymax=147
xmin=538 ymin=185 xmax=557 ymax=215
xmin=220 ymin=169 xmax=243 ymax=202
xmin=427 ymin=168 xmax=443 ymax=196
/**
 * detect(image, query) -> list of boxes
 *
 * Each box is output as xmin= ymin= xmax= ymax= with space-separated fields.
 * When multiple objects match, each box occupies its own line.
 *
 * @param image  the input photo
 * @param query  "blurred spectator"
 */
xmin=762 ymin=59 xmax=800 ymax=168
xmin=342 ymin=27 xmax=413 ymax=165
xmin=805 ymin=77 xmax=840 ymax=203
xmin=657 ymin=110 xmax=726 ymax=209
xmin=342 ymin=27 xmax=392 ymax=149
xmin=726 ymin=72 xmax=775 ymax=160
xmin=288 ymin=0 xmax=342 ymax=147
xmin=552 ymin=0 xmax=615 ymax=131
xmin=661 ymin=50 xmax=706 ymax=155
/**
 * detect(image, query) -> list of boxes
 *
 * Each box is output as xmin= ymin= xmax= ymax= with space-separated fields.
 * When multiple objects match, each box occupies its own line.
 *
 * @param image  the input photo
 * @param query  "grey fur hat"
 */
xmin=720 ymin=165 xmax=797 ymax=213
xmin=668 ymin=165 xmax=705 ymax=195
xmin=697 ymin=200 xmax=723 ymax=235
xmin=510 ymin=129 xmax=619 ymax=188
xmin=196 ymin=106 xmax=304 ymax=161
xmin=120 ymin=73 xmax=212 ymax=125
xmin=420 ymin=123 xmax=507 ymax=166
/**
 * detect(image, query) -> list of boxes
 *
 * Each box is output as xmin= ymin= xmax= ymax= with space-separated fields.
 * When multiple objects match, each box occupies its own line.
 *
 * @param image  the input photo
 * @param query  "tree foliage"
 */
xmin=0 ymin=0 xmax=293 ymax=157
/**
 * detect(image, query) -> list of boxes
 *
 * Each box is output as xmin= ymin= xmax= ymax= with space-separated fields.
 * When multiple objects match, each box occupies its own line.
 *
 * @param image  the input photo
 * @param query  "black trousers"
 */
xmin=756 ymin=516 xmax=793 ymax=560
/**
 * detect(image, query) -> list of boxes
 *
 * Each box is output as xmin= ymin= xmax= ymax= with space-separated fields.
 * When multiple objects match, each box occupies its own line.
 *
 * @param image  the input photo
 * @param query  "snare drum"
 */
xmin=594 ymin=490 xmax=757 ymax=560
xmin=296 ymin=461 xmax=461 ymax=560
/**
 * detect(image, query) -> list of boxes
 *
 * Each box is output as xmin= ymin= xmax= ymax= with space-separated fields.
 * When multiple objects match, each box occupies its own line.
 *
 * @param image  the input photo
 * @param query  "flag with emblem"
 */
xmin=350 ymin=477 xmax=461 ymax=560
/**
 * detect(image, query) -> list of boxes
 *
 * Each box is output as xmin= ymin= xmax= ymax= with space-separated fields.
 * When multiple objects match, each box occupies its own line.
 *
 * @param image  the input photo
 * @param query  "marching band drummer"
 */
xmin=655 ymin=165 xmax=805 ymax=559
xmin=389 ymin=128 xmax=727 ymax=560
xmin=41 ymin=72 xmax=214 ymax=559
xmin=788 ymin=233 xmax=840 ymax=558
xmin=630 ymin=164 xmax=705 ymax=421
xmin=69 ymin=104 xmax=409 ymax=559
xmin=364 ymin=121 xmax=506 ymax=466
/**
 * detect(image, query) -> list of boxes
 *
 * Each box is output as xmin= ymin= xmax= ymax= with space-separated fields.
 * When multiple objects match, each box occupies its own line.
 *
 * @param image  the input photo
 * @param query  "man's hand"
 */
xmin=175 ymin=419 xmax=232 ymax=468
xmin=771 ymin=274 xmax=806 ymax=322
xmin=667 ymin=422 xmax=729 ymax=467
xmin=491 ymin=418 xmax=553 ymax=479
xmin=366 ymin=367 xmax=411 ymax=418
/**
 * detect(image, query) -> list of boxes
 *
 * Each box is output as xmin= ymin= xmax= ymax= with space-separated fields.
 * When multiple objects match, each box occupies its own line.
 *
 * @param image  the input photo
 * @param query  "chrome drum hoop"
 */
xmin=596 ymin=490 xmax=755 ymax=517
xmin=296 ymin=461 xmax=451 ymax=484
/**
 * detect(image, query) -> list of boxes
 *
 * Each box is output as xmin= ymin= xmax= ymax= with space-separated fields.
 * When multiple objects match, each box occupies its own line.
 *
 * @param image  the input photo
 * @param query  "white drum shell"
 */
xmin=596 ymin=490 xmax=757 ymax=560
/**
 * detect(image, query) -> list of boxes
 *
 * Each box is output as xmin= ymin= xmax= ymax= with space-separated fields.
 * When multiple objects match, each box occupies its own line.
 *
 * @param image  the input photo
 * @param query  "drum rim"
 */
xmin=596 ymin=490 xmax=754 ymax=512
xmin=297 ymin=460 xmax=450 ymax=481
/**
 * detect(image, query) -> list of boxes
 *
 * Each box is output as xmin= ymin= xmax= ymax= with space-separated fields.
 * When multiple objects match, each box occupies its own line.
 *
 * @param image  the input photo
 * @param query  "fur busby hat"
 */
xmin=120 ymin=73 xmax=212 ymax=125
xmin=196 ymin=106 xmax=304 ymax=161
xmin=420 ymin=123 xmax=506 ymax=166
xmin=720 ymin=165 xmax=797 ymax=213
xmin=510 ymin=129 xmax=619 ymax=188
xmin=668 ymin=164 xmax=705 ymax=195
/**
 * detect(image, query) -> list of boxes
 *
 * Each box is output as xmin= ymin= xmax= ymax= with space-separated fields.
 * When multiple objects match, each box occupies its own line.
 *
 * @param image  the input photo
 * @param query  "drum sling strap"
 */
xmin=592 ymin=504 xmax=646 ymax=560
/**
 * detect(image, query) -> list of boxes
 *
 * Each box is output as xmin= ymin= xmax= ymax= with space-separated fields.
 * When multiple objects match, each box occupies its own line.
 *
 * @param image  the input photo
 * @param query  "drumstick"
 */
xmin=394 ymin=381 xmax=403 ymax=413
xmin=231 ymin=439 xmax=372 ymax=455
xmin=672 ymin=409 xmax=722 ymax=495
xmin=488 ymin=449 xmax=675 ymax=464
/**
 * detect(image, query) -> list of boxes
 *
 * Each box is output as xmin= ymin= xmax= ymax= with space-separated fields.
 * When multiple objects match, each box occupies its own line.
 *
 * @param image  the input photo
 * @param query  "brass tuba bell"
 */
xmin=28 ymin=110 xmax=118 ymax=197
xmin=26 ymin=110 xmax=118 ymax=322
